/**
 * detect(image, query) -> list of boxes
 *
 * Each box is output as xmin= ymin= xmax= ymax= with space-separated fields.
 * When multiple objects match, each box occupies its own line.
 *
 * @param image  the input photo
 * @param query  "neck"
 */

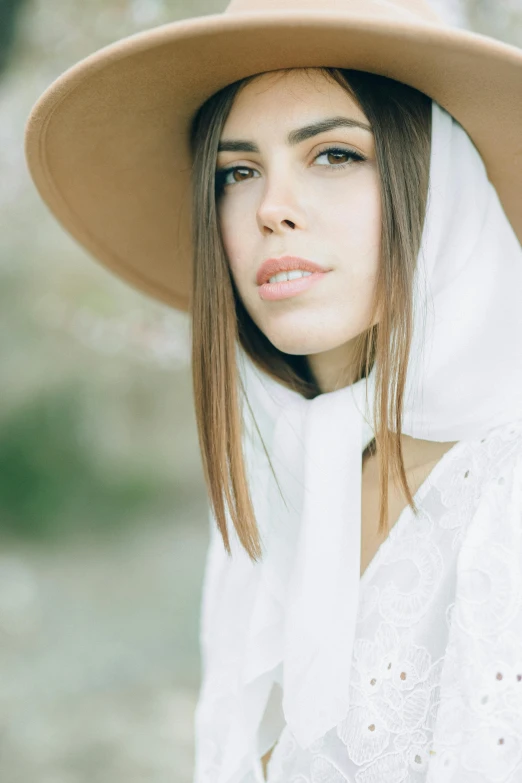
xmin=365 ymin=432 xmax=459 ymax=475
xmin=306 ymin=341 xmax=360 ymax=392
xmin=305 ymin=348 xmax=458 ymax=473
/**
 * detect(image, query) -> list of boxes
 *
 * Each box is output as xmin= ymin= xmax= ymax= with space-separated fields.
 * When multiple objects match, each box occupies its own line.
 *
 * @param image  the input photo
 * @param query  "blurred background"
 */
xmin=0 ymin=0 xmax=520 ymax=781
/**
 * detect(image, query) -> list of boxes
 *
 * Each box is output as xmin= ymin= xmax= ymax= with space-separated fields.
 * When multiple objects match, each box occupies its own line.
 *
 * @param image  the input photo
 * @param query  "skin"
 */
xmin=217 ymin=69 xmax=457 ymax=777
xmin=217 ymin=68 xmax=380 ymax=394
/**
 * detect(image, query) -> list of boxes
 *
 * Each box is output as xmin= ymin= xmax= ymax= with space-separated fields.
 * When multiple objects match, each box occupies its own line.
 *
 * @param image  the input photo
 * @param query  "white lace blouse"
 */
xmin=193 ymin=420 xmax=522 ymax=783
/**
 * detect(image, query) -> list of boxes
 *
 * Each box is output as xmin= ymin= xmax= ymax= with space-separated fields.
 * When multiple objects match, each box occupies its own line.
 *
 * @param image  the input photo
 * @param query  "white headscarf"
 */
xmin=197 ymin=99 xmax=522 ymax=783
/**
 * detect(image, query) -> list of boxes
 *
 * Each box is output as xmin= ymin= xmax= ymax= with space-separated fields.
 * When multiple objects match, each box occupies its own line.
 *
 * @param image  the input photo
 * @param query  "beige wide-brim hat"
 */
xmin=24 ymin=0 xmax=522 ymax=313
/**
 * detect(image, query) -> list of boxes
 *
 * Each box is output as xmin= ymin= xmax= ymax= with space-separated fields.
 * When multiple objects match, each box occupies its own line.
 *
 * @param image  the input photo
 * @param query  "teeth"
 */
xmin=268 ymin=270 xmax=313 ymax=284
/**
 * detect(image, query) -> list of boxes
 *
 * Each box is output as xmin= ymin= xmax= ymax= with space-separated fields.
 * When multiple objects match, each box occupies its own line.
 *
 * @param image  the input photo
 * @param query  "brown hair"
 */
xmin=189 ymin=67 xmax=432 ymax=562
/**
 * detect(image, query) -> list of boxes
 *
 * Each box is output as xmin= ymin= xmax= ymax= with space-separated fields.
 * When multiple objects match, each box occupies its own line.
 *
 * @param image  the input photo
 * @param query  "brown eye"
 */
xmin=230 ymin=168 xmax=253 ymax=183
xmin=326 ymin=151 xmax=350 ymax=164
xmin=215 ymin=165 xmax=260 ymax=192
xmin=314 ymin=146 xmax=365 ymax=168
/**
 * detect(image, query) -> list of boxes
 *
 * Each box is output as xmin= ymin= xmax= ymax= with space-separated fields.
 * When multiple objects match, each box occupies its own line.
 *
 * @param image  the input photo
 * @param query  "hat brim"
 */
xmin=24 ymin=11 xmax=522 ymax=312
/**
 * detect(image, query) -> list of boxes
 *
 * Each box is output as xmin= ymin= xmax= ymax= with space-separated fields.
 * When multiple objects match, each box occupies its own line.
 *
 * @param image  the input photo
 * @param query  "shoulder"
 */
xmin=475 ymin=420 xmax=522 ymax=512
xmin=437 ymin=420 xmax=522 ymax=571
xmin=477 ymin=418 xmax=522 ymax=465
xmin=433 ymin=424 xmax=522 ymax=771
xmin=448 ymin=422 xmax=522 ymax=672
xmin=434 ymin=420 xmax=522 ymax=519
xmin=462 ymin=419 xmax=522 ymax=497
xmin=455 ymin=420 xmax=522 ymax=592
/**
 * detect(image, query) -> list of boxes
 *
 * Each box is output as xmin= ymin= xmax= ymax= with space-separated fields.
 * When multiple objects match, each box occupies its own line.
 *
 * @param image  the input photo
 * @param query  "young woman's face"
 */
xmin=216 ymin=68 xmax=381 ymax=388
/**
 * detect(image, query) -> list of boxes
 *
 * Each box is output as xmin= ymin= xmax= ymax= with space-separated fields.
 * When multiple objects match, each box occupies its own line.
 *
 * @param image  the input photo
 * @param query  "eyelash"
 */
xmin=215 ymin=146 xmax=365 ymax=192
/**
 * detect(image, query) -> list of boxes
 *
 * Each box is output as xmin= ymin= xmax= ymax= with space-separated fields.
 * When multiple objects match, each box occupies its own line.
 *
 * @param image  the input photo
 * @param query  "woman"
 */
xmin=24 ymin=0 xmax=522 ymax=780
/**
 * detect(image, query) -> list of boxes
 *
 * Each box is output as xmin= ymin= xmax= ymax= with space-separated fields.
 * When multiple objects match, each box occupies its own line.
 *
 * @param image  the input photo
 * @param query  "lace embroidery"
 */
xmin=263 ymin=421 xmax=522 ymax=783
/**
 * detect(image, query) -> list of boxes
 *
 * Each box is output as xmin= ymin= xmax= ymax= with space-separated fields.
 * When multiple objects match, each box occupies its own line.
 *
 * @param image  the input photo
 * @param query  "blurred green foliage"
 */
xmin=0 ymin=0 xmax=28 ymax=74
xmin=0 ymin=383 xmax=182 ymax=541
xmin=0 ymin=0 xmax=210 ymax=543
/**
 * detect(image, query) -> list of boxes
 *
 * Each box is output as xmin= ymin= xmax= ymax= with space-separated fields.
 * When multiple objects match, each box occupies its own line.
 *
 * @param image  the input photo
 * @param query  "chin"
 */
xmin=272 ymin=342 xmax=308 ymax=356
xmin=253 ymin=310 xmax=363 ymax=356
xmin=268 ymin=334 xmax=332 ymax=357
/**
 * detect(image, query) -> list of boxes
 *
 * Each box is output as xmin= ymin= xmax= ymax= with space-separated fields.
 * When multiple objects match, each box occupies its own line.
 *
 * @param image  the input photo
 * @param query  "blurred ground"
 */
xmin=0 ymin=509 xmax=208 ymax=783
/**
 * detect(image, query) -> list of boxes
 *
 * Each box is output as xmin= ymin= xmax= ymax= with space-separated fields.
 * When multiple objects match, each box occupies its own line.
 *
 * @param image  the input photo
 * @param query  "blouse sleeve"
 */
xmin=428 ymin=448 xmax=522 ymax=781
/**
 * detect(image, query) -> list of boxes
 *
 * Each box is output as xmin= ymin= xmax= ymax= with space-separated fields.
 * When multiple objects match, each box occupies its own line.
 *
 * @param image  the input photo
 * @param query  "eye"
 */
xmin=215 ymin=166 xmax=260 ymax=191
xmin=314 ymin=146 xmax=366 ymax=168
xmin=214 ymin=145 xmax=365 ymax=194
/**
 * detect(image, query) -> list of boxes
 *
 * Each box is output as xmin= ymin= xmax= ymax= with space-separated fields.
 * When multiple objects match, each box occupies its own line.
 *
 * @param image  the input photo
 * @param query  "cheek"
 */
xmin=328 ymin=184 xmax=382 ymax=327
xmin=327 ymin=176 xmax=381 ymax=252
xmin=327 ymin=187 xmax=382 ymax=303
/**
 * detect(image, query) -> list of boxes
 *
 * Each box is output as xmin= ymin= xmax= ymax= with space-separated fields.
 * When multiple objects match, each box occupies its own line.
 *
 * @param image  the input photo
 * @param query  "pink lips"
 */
xmin=256 ymin=255 xmax=331 ymax=301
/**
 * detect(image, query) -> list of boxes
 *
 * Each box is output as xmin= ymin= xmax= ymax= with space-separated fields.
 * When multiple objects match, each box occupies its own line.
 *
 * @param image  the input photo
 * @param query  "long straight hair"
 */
xmin=189 ymin=67 xmax=432 ymax=562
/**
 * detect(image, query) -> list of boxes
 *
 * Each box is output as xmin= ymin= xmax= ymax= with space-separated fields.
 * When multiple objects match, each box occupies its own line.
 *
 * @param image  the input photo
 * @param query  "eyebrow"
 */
xmin=217 ymin=115 xmax=373 ymax=153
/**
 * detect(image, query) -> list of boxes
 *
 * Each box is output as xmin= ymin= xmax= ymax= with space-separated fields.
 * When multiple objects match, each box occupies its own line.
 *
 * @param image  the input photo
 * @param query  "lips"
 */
xmin=256 ymin=255 xmax=330 ymax=286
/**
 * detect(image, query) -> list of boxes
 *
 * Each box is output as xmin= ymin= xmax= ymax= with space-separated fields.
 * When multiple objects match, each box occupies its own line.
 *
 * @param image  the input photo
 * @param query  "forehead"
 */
xmin=221 ymin=68 xmax=368 ymax=132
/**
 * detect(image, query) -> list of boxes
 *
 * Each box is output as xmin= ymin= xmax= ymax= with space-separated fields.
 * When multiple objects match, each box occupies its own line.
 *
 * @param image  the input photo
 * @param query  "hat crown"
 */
xmin=224 ymin=0 xmax=444 ymax=24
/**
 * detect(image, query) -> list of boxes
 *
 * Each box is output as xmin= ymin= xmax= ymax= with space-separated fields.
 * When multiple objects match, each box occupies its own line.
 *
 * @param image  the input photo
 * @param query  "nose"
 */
xmin=256 ymin=173 xmax=305 ymax=236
